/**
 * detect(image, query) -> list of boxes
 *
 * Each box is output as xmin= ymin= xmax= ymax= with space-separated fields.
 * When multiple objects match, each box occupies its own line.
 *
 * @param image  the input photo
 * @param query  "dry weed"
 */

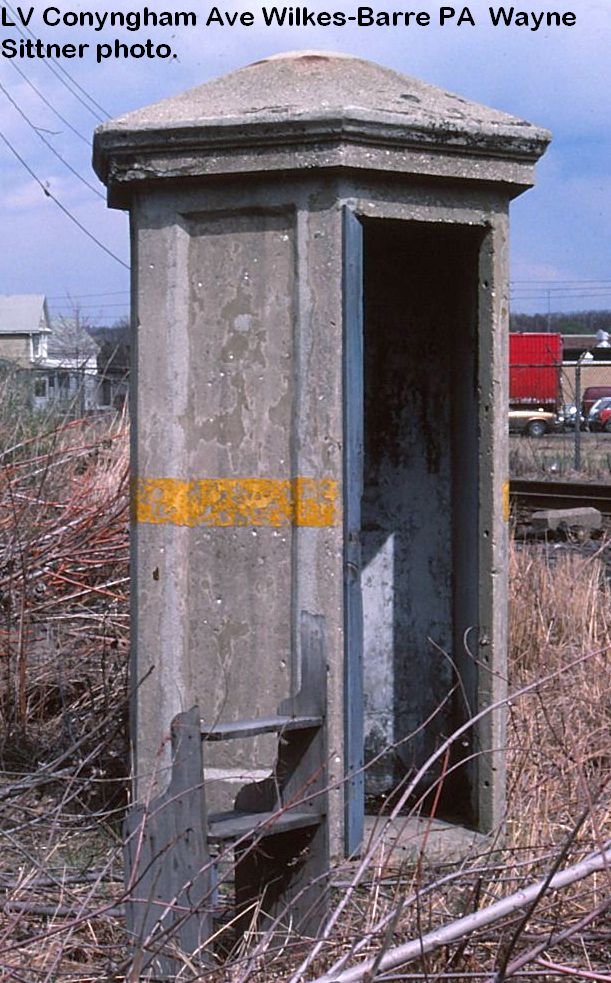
xmin=510 ymin=432 xmax=611 ymax=479
xmin=0 ymin=403 xmax=609 ymax=980
xmin=508 ymin=543 xmax=611 ymax=847
xmin=0 ymin=408 xmax=131 ymax=979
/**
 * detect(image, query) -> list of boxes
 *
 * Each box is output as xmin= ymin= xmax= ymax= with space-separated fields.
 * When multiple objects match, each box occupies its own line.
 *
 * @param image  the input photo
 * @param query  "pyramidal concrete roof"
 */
xmin=93 ymin=51 xmax=550 ymax=203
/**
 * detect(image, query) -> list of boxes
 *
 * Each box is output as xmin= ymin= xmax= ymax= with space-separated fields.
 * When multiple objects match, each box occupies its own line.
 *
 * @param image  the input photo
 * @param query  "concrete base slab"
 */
xmin=531 ymin=507 xmax=602 ymax=533
xmin=362 ymin=814 xmax=492 ymax=868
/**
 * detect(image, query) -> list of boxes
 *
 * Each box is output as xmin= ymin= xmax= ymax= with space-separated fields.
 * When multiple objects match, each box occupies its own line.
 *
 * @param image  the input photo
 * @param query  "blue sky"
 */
xmin=1 ymin=0 xmax=610 ymax=322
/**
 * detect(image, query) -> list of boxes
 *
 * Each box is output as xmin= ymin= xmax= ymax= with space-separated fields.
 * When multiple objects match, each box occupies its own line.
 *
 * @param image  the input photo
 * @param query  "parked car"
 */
xmin=508 ymin=408 xmax=561 ymax=437
xmin=587 ymin=397 xmax=611 ymax=432
xmin=582 ymin=386 xmax=611 ymax=416
xmin=559 ymin=403 xmax=586 ymax=431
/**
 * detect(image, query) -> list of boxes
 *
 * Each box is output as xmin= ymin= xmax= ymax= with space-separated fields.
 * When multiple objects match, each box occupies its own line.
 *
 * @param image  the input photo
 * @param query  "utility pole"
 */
xmin=574 ymin=350 xmax=593 ymax=471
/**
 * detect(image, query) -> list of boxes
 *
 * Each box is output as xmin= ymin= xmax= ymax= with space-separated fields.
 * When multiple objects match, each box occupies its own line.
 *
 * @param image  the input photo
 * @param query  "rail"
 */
xmin=509 ymin=479 xmax=611 ymax=518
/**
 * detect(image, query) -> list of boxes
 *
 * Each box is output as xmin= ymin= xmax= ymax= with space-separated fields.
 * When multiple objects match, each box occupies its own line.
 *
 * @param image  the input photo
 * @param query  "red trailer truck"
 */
xmin=509 ymin=333 xmax=563 ymax=436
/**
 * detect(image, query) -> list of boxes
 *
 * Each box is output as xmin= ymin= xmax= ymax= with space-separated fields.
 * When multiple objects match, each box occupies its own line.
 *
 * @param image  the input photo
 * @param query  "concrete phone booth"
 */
xmin=93 ymin=53 xmax=549 ymax=878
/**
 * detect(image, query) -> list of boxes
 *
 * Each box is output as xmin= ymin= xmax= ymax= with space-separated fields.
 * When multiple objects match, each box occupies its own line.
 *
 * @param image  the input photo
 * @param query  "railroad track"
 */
xmin=509 ymin=479 xmax=611 ymax=518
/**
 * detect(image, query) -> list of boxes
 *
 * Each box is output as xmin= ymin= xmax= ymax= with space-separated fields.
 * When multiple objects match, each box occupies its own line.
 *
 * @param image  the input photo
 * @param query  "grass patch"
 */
xmin=510 ymin=432 xmax=611 ymax=479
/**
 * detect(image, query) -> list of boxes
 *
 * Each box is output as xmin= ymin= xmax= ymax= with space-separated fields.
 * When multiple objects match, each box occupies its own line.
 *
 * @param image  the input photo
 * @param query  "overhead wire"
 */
xmin=512 ymin=278 xmax=611 ymax=285
xmin=2 ymin=29 xmax=609 ymax=312
xmin=512 ymin=294 xmax=611 ymax=302
xmin=48 ymin=293 xmax=131 ymax=324
xmin=49 ymin=311 xmax=130 ymax=323
xmin=511 ymin=286 xmax=611 ymax=292
xmin=0 ymin=80 xmax=105 ymax=199
xmin=46 ymin=291 xmax=130 ymax=300
xmin=7 ymin=61 xmax=90 ymax=144
xmin=49 ymin=302 xmax=130 ymax=310
xmin=0 ymin=12 xmax=127 ymax=271
xmin=0 ymin=128 xmax=129 ymax=269
xmin=510 ymin=279 xmax=611 ymax=309
xmin=4 ymin=1 xmax=110 ymax=121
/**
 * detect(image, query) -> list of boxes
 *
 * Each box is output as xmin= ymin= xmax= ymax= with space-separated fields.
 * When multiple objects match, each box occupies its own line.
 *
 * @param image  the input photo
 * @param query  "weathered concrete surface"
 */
xmin=94 ymin=50 xmax=548 ymax=147
xmin=93 ymin=51 xmax=550 ymax=207
xmin=363 ymin=814 xmax=492 ymax=868
xmin=128 ymin=183 xmax=345 ymax=838
xmin=93 ymin=51 xmax=549 ymax=858
xmin=532 ymin=507 xmax=602 ymax=532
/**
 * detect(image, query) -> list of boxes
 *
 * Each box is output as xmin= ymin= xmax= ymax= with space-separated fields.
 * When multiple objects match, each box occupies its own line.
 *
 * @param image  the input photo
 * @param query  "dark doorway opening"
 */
xmin=361 ymin=218 xmax=484 ymax=827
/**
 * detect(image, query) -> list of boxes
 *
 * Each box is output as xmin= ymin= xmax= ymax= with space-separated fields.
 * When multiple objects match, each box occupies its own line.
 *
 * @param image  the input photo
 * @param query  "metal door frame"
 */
xmin=342 ymin=206 xmax=364 ymax=856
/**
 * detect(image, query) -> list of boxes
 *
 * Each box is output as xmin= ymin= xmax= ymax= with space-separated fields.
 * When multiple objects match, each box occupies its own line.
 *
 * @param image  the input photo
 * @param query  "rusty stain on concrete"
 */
xmin=133 ymin=476 xmax=338 ymax=527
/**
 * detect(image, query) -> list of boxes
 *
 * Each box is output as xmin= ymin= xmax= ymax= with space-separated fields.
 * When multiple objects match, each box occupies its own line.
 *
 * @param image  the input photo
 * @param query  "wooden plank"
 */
xmin=201 ymin=714 xmax=323 ymax=741
xmin=124 ymin=707 xmax=212 ymax=977
xmin=231 ymin=613 xmax=329 ymax=937
xmin=208 ymin=808 xmax=322 ymax=841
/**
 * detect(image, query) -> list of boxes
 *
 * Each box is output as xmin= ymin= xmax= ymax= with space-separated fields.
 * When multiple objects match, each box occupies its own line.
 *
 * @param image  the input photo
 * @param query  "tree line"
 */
xmin=510 ymin=310 xmax=611 ymax=334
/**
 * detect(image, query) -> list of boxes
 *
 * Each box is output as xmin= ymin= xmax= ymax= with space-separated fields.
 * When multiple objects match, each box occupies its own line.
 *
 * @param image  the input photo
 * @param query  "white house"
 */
xmin=39 ymin=315 xmax=101 ymax=411
xmin=0 ymin=295 xmax=101 ymax=412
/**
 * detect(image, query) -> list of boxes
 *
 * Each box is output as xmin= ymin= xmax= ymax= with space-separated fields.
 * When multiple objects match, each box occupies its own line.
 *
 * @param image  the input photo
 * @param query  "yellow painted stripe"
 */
xmin=502 ymin=479 xmax=510 ymax=522
xmin=134 ymin=476 xmax=338 ymax=528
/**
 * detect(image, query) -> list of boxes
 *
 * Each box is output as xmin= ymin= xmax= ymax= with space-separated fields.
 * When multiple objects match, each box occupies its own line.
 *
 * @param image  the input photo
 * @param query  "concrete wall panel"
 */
xmin=129 ymin=189 xmax=347 ymax=843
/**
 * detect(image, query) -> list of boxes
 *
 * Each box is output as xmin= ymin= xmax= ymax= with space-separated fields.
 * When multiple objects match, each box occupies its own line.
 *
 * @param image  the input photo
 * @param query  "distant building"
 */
xmin=36 ymin=315 xmax=101 ymax=412
xmin=0 ymin=294 xmax=51 ymax=367
xmin=562 ymin=333 xmax=611 ymax=405
xmin=95 ymin=326 xmax=130 ymax=411
xmin=0 ymin=294 xmax=103 ymax=412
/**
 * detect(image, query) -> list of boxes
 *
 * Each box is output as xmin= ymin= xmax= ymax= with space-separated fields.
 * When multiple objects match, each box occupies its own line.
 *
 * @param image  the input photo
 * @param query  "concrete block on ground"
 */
xmin=363 ymin=815 xmax=492 ymax=868
xmin=531 ymin=507 xmax=602 ymax=532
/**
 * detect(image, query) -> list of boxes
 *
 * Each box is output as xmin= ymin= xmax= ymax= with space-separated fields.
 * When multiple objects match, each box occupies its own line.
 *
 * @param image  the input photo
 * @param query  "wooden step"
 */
xmin=208 ymin=808 xmax=323 ymax=842
xmin=201 ymin=714 xmax=323 ymax=742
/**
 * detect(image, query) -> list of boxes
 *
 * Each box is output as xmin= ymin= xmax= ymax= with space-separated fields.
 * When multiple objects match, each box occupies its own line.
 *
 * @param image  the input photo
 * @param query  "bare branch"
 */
xmin=309 ymin=842 xmax=611 ymax=983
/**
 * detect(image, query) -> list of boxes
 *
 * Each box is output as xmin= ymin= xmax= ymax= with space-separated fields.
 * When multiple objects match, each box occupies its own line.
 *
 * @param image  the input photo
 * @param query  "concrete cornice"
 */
xmin=93 ymin=52 xmax=551 ymax=206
